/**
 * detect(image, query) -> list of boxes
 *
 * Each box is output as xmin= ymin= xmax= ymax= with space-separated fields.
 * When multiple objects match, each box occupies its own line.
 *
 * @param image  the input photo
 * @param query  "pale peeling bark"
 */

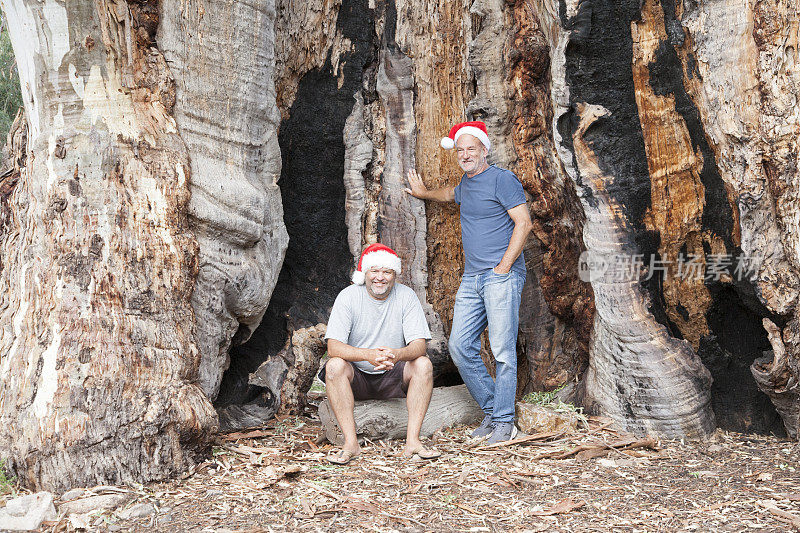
xmin=158 ymin=0 xmax=289 ymax=400
xmin=374 ymin=46 xmax=447 ymax=358
xmin=342 ymin=92 xmax=372 ymax=259
xmin=0 ymin=0 xmax=217 ymax=491
xmin=679 ymin=0 xmax=798 ymax=314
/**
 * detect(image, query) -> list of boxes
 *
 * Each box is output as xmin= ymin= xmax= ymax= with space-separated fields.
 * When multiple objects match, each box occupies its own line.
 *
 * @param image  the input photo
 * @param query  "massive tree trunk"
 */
xmin=2 ymin=0 xmax=799 ymax=491
xmin=533 ymin=0 xmax=799 ymax=437
xmin=158 ymin=0 xmax=288 ymax=401
xmin=0 ymin=0 xmax=218 ymax=491
xmin=249 ymin=0 xmax=799 ymax=439
xmin=0 ymin=0 xmax=287 ymax=491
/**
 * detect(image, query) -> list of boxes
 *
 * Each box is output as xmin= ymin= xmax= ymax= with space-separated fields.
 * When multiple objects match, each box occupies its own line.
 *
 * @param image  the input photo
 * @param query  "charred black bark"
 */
xmin=560 ymin=0 xmax=784 ymax=435
xmin=700 ymin=287 xmax=787 ymax=436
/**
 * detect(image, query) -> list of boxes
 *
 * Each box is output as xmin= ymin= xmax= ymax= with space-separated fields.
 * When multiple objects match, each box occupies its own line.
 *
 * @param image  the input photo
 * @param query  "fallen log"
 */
xmin=318 ymin=384 xmax=483 ymax=445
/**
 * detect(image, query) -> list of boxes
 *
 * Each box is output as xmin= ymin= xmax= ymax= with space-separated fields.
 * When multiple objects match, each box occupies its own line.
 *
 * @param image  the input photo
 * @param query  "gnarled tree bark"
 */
xmin=3 ymin=0 xmax=799 ymax=492
xmin=0 ymin=0 xmax=217 ymax=491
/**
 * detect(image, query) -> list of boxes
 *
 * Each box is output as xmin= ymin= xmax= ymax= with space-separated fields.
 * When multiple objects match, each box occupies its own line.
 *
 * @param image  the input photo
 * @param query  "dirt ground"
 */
xmin=17 ymin=409 xmax=799 ymax=533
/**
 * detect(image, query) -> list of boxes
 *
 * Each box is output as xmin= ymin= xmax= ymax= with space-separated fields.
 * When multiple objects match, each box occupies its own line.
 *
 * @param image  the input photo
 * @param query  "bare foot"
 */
xmin=402 ymin=445 xmax=441 ymax=460
xmin=326 ymin=448 xmax=361 ymax=465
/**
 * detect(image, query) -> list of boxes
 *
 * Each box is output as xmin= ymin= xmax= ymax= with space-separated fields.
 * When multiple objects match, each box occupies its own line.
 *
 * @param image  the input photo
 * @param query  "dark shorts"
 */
xmin=319 ymin=361 xmax=408 ymax=401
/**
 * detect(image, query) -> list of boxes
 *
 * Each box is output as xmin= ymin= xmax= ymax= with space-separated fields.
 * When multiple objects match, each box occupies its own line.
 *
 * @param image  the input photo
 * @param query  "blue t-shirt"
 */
xmin=454 ymin=165 xmax=527 ymax=276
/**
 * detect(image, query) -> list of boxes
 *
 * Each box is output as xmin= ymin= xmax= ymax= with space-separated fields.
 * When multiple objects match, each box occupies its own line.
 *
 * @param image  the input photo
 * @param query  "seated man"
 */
xmin=321 ymin=243 xmax=440 ymax=464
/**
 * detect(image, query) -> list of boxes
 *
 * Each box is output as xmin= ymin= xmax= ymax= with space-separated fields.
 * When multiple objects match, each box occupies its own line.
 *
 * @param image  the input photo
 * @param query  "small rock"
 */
xmin=0 ymin=491 xmax=57 ymax=531
xmin=58 ymin=492 xmax=135 ymax=515
xmin=116 ymin=502 xmax=156 ymax=520
xmin=68 ymin=512 xmax=92 ymax=529
xmin=516 ymin=402 xmax=580 ymax=434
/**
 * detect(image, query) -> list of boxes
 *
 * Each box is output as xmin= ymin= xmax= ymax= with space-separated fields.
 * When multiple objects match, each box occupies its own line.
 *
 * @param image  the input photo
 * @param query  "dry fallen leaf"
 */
xmin=531 ymin=498 xmax=587 ymax=516
xmin=343 ymin=501 xmax=381 ymax=514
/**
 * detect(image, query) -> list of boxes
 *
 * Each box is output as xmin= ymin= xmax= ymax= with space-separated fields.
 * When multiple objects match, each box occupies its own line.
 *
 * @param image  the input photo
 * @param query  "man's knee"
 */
xmin=408 ymin=356 xmax=433 ymax=380
xmin=487 ymin=333 xmax=518 ymax=366
xmin=325 ymin=357 xmax=352 ymax=381
xmin=448 ymin=336 xmax=463 ymax=360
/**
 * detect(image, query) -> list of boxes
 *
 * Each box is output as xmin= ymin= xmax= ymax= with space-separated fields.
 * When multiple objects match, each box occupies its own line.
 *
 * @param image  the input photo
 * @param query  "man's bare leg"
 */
xmin=402 ymin=357 xmax=439 ymax=457
xmin=325 ymin=358 xmax=360 ymax=462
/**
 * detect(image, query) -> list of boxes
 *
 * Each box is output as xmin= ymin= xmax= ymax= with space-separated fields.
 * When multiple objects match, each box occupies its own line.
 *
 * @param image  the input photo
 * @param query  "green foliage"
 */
xmin=522 ymin=386 xmax=590 ymax=429
xmin=0 ymin=16 xmax=23 ymax=144
xmin=309 ymin=379 xmax=326 ymax=393
xmin=0 ymin=459 xmax=17 ymax=495
xmin=274 ymin=417 xmax=306 ymax=435
xmin=521 ymin=387 xmax=564 ymax=406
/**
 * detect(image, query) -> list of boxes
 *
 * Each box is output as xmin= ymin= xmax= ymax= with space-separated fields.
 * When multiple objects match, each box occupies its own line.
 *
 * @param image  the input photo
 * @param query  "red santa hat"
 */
xmin=440 ymin=120 xmax=491 ymax=151
xmin=352 ymin=243 xmax=402 ymax=285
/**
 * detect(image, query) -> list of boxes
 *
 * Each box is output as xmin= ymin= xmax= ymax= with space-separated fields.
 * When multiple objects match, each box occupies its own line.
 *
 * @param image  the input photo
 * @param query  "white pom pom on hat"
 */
xmin=440 ymin=121 xmax=491 ymax=151
xmin=352 ymin=243 xmax=402 ymax=285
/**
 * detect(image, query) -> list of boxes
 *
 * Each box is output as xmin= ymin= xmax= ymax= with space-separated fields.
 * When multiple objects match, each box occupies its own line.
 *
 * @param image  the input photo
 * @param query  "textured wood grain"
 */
xmin=675 ymin=0 xmax=799 ymax=433
xmin=632 ymin=0 xmax=713 ymax=349
xmin=159 ymin=0 xmax=289 ymax=401
xmin=572 ymin=103 xmax=715 ymax=439
xmin=752 ymin=319 xmax=800 ymax=438
xmin=279 ymin=324 xmax=327 ymax=415
xmin=0 ymin=0 xmax=216 ymax=491
xmin=508 ymin=0 xmax=594 ymax=391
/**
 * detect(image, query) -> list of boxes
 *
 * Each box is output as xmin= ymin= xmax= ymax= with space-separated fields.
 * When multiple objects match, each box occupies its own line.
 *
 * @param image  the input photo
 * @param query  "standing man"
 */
xmin=322 ymin=243 xmax=440 ymax=464
xmin=404 ymin=121 xmax=532 ymax=444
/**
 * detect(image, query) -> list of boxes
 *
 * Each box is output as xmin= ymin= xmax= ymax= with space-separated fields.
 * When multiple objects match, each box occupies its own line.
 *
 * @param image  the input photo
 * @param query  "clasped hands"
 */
xmin=368 ymin=347 xmax=396 ymax=371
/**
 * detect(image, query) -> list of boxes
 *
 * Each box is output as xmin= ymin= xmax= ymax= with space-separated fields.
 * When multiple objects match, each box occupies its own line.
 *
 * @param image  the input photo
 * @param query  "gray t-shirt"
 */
xmin=454 ymin=164 xmax=527 ymax=276
xmin=324 ymin=283 xmax=432 ymax=374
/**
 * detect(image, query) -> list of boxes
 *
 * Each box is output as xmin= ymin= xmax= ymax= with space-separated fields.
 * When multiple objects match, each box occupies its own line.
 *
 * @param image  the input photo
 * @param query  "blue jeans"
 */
xmin=448 ymin=270 xmax=524 ymax=424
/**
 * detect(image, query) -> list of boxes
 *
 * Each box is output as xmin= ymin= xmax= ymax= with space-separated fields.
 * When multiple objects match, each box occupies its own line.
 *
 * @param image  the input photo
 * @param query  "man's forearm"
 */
xmin=327 ymin=339 xmax=373 ymax=362
xmin=496 ymin=219 xmax=532 ymax=272
xmin=419 ymin=187 xmax=455 ymax=203
xmin=390 ymin=338 xmax=428 ymax=361
xmin=327 ymin=339 xmax=426 ymax=365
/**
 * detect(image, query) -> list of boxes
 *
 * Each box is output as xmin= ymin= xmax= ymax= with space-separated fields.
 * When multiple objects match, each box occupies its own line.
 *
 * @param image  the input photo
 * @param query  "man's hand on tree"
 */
xmin=404 ymin=169 xmax=429 ymax=199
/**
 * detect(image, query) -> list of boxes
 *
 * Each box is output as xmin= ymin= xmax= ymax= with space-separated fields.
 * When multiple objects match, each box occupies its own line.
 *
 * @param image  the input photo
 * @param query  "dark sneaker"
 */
xmin=470 ymin=415 xmax=493 ymax=438
xmin=486 ymin=422 xmax=518 ymax=445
